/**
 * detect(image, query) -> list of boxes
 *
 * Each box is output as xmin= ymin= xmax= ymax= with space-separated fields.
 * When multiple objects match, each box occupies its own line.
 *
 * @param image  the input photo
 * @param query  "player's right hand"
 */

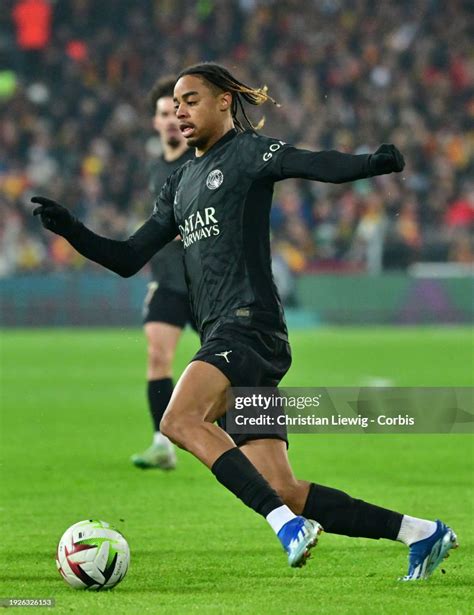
xmin=32 ymin=196 xmax=79 ymax=237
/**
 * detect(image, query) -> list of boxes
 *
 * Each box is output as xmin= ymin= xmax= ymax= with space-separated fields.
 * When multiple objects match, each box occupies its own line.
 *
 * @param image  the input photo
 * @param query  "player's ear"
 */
xmin=219 ymin=91 xmax=232 ymax=112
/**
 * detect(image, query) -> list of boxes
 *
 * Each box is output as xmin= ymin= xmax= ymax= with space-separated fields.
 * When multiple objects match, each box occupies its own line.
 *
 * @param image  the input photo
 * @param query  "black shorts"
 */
xmin=143 ymin=284 xmax=196 ymax=330
xmin=191 ymin=324 xmax=292 ymax=447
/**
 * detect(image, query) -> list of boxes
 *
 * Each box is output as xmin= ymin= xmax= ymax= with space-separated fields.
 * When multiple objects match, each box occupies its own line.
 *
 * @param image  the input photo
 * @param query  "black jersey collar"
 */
xmin=193 ymin=128 xmax=237 ymax=162
xmin=163 ymin=149 xmax=194 ymax=165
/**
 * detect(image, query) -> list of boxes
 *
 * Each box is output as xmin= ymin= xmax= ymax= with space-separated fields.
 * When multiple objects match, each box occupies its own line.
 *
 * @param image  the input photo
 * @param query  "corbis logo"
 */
xmin=206 ymin=169 xmax=224 ymax=190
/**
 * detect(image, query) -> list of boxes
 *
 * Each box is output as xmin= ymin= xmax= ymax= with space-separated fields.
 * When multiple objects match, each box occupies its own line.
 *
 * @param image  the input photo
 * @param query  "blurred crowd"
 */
xmin=1 ymin=0 xmax=473 ymax=278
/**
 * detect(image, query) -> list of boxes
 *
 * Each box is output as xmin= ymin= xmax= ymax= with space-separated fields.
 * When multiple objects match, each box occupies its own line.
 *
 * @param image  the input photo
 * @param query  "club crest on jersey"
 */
xmin=206 ymin=169 xmax=224 ymax=190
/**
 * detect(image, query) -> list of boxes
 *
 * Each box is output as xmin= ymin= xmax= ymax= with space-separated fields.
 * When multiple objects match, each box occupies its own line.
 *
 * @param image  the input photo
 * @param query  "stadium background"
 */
xmin=1 ymin=1 xmax=473 ymax=614
xmin=1 ymin=0 xmax=473 ymax=325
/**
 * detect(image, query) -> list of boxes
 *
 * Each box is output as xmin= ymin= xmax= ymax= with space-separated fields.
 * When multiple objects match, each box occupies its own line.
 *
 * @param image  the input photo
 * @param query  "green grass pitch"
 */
xmin=1 ymin=326 xmax=473 ymax=614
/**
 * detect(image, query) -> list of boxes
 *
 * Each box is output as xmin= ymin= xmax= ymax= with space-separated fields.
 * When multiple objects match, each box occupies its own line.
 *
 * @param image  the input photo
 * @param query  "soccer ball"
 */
xmin=56 ymin=520 xmax=130 ymax=590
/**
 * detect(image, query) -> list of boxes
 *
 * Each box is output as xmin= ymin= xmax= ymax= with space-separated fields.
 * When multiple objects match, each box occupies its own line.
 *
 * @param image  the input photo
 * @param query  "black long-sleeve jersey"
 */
xmin=65 ymin=129 xmax=374 ymax=340
xmin=148 ymin=149 xmax=193 ymax=293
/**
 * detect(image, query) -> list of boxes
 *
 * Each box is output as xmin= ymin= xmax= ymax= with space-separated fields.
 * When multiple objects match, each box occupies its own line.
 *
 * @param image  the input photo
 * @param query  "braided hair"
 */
xmin=177 ymin=62 xmax=279 ymax=131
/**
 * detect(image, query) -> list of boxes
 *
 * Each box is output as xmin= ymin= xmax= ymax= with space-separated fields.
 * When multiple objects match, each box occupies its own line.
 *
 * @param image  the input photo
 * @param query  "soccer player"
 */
xmin=32 ymin=63 xmax=457 ymax=577
xmin=131 ymin=77 xmax=194 ymax=471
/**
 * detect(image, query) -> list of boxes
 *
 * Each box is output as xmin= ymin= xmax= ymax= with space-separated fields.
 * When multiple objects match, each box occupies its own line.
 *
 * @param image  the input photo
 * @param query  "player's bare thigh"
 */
xmin=144 ymin=322 xmax=183 ymax=379
xmin=240 ymin=438 xmax=310 ymax=514
xmin=160 ymin=361 xmax=236 ymax=466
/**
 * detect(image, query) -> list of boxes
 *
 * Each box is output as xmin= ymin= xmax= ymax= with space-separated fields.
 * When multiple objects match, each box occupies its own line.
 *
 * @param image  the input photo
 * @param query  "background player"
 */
xmin=32 ymin=63 xmax=457 ymax=577
xmin=131 ymin=77 xmax=194 ymax=470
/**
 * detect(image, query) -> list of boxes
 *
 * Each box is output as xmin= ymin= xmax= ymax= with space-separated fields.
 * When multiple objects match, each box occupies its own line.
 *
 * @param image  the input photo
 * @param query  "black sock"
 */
xmin=147 ymin=378 xmax=173 ymax=432
xmin=212 ymin=448 xmax=284 ymax=518
xmin=302 ymin=483 xmax=403 ymax=540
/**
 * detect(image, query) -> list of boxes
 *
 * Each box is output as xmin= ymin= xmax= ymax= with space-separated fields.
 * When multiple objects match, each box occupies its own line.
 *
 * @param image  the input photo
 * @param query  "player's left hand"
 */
xmin=369 ymin=144 xmax=405 ymax=176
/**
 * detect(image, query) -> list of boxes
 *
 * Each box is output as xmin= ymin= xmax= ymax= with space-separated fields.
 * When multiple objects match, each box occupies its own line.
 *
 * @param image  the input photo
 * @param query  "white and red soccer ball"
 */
xmin=56 ymin=520 xmax=130 ymax=590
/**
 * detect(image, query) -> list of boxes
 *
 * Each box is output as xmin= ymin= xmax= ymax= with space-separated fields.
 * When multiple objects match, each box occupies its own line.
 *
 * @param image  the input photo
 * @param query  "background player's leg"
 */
xmin=146 ymin=321 xmax=182 ymax=378
xmin=131 ymin=321 xmax=182 ymax=469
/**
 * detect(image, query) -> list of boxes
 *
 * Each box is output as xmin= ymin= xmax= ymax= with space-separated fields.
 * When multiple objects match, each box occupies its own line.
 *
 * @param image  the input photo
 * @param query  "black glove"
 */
xmin=369 ymin=144 xmax=405 ymax=176
xmin=32 ymin=196 xmax=80 ymax=238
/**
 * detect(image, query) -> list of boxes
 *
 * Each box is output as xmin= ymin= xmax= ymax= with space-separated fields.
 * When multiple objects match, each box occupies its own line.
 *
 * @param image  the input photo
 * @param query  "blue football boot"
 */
xmin=402 ymin=520 xmax=458 ymax=581
xmin=277 ymin=516 xmax=323 ymax=568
